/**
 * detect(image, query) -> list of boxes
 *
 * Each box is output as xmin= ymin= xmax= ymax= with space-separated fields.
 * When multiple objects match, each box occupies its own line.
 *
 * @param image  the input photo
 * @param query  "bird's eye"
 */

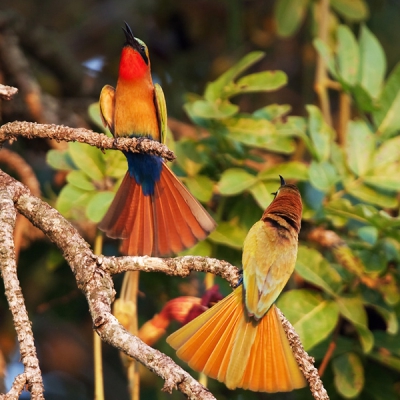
xmin=140 ymin=46 xmax=145 ymax=52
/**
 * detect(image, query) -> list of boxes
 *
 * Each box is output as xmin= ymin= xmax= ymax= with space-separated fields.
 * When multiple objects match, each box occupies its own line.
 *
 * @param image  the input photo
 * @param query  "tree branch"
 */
xmin=0 ymin=187 xmax=44 ymax=399
xmin=0 ymin=121 xmax=176 ymax=161
xmin=0 ymin=169 xmax=220 ymax=399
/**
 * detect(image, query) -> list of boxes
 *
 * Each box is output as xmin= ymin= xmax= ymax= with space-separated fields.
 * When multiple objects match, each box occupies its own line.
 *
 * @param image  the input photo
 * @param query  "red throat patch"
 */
xmin=119 ymin=46 xmax=148 ymax=80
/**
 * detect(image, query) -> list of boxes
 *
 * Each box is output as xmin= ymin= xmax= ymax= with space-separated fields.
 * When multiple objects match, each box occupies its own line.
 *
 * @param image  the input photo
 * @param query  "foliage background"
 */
xmin=1 ymin=0 xmax=400 ymax=399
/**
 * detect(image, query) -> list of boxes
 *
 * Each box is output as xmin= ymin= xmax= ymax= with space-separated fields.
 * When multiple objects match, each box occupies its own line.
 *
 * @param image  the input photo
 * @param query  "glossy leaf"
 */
xmin=208 ymin=222 xmax=247 ymax=249
xmin=224 ymin=117 xmax=296 ymax=153
xmin=232 ymin=70 xmax=287 ymax=96
xmin=277 ymin=289 xmax=339 ymax=351
xmin=309 ymin=160 xmax=339 ymax=192
xmin=248 ymin=181 xmax=276 ymax=209
xmin=56 ymin=184 xmax=92 ymax=217
xmin=337 ymin=295 xmax=374 ymax=352
xmin=174 ymin=139 xmax=205 ymax=177
xmin=345 ymin=182 xmax=398 ymax=209
xmin=86 ymin=191 xmax=114 ymax=223
xmin=218 ymin=168 xmax=257 ymax=195
xmin=258 ymin=161 xmax=308 ymax=181
xmin=313 ymin=39 xmax=339 ymax=79
xmin=372 ymin=136 xmax=400 ymax=170
xmin=306 ymin=105 xmax=334 ymax=162
xmin=253 ymin=104 xmax=291 ymax=121
xmin=333 ymin=352 xmax=365 ymax=398
xmin=274 ymin=0 xmax=309 ymax=37
xmin=185 ymin=175 xmax=214 ymax=202
xmin=331 ymin=0 xmax=369 ymax=21
xmin=190 ymin=99 xmax=238 ymax=119
xmin=204 ymin=52 xmax=265 ymax=101
xmin=345 ymin=120 xmax=375 ymax=177
xmin=337 ymin=25 xmax=359 ymax=86
xmin=66 ymin=170 xmax=96 ymax=191
xmin=296 ymin=246 xmax=344 ymax=296
xmin=68 ymin=142 xmax=105 ymax=182
xmin=179 ymin=240 xmax=213 ymax=257
xmin=359 ymin=24 xmax=386 ymax=99
xmin=46 ymin=149 xmax=75 ymax=171
xmin=104 ymin=150 xmax=127 ymax=179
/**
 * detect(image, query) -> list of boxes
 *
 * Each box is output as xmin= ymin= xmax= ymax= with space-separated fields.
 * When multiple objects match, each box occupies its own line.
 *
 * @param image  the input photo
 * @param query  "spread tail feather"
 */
xmin=99 ymin=163 xmax=216 ymax=256
xmin=167 ymin=286 xmax=306 ymax=392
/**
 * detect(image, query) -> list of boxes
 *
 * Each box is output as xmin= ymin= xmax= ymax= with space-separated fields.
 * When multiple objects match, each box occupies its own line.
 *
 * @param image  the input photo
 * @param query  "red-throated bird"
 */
xmin=167 ymin=176 xmax=306 ymax=392
xmin=98 ymin=23 xmax=216 ymax=256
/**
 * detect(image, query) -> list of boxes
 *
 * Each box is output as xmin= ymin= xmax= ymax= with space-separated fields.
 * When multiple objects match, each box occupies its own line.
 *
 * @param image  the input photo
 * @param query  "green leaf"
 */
xmin=208 ymin=221 xmax=247 ymax=249
xmin=46 ymin=149 xmax=75 ymax=171
xmin=174 ymin=139 xmax=206 ymax=177
xmin=224 ymin=117 xmax=296 ymax=153
xmin=333 ymin=352 xmax=365 ymax=398
xmin=248 ymin=181 xmax=276 ymax=209
xmin=185 ymin=175 xmax=214 ymax=202
xmin=68 ymin=142 xmax=105 ymax=182
xmin=104 ymin=150 xmax=127 ymax=179
xmin=179 ymin=240 xmax=213 ymax=257
xmin=368 ymin=351 xmax=400 ymax=373
xmin=364 ymin=163 xmax=400 ymax=191
xmin=190 ymin=99 xmax=238 ymax=119
xmin=66 ymin=170 xmax=96 ymax=191
xmin=336 ymin=295 xmax=374 ymax=352
xmin=359 ymin=24 xmax=386 ymax=99
xmin=88 ymin=102 xmax=109 ymax=134
xmin=372 ymin=136 xmax=400 ymax=169
xmin=345 ymin=120 xmax=375 ymax=176
xmin=258 ymin=161 xmax=308 ymax=181
xmin=345 ymin=182 xmax=398 ymax=209
xmin=277 ymin=289 xmax=339 ymax=351
xmin=274 ymin=0 xmax=309 ymax=37
xmin=337 ymin=25 xmax=359 ymax=86
xmin=86 ymin=191 xmax=114 ymax=223
xmin=296 ymin=246 xmax=344 ymax=296
xmin=204 ymin=52 xmax=265 ymax=101
xmin=313 ymin=39 xmax=339 ymax=79
xmin=253 ymin=104 xmax=291 ymax=121
xmin=218 ymin=168 xmax=257 ymax=195
xmin=306 ymin=105 xmax=334 ymax=162
xmin=308 ymin=160 xmax=339 ymax=192
xmin=56 ymin=184 xmax=93 ymax=217
xmin=331 ymin=0 xmax=369 ymax=21
xmin=232 ymin=70 xmax=287 ymax=96
xmin=373 ymin=62 xmax=400 ymax=138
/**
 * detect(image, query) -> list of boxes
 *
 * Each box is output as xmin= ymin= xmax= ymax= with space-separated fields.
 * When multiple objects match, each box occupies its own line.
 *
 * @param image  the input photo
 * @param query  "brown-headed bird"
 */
xmin=167 ymin=176 xmax=306 ymax=392
xmin=98 ymin=23 xmax=216 ymax=256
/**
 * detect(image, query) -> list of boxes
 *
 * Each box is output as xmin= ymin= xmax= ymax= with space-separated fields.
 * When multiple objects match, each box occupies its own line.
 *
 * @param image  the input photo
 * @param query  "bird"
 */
xmin=167 ymin=176 xmax=306 ymax=392
xmin=98 ymin=23 xmax=216 ymax=256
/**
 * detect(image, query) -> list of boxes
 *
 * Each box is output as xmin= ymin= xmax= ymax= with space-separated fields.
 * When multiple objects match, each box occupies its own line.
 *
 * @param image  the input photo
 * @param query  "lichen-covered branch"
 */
xmin=0 ymin=188 xmax=44 ymax=399
xmin=0 ymin=84 xmax=18 ymax=101
xmin=0 ymin=121 xmax=175 ymax=161
xmin=0 ymin=169 xmax=219 ymax=399
xmin=277 ymin=308 xmax=329 ymax=400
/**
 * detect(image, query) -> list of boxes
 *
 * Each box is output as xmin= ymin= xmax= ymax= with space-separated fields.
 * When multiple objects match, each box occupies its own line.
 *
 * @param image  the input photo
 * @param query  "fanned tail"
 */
xmin=99 ymin=163 xmax=216 ymax=256
xmin=167 ymin=286 xmax=306 ymax=392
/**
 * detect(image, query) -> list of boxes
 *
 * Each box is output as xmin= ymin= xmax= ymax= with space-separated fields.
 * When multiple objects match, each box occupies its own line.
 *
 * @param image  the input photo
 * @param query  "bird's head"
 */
xmin=119 ymin=22 xmax=150 ymax=80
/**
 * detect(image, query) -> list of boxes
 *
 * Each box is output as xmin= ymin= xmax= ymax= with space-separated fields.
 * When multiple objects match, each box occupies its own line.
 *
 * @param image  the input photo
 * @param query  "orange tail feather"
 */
xmin=167 ymin=286 xmax=306 ymax=392
xmin=99 ymin=164 xmax=216 ymax=256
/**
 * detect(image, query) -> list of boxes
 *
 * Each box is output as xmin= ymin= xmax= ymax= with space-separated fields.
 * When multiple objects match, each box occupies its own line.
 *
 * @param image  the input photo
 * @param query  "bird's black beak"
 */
xmin=279 ymin=175 xmax=286 ymax=187
xmin=122 ymin=22 xmax=136 ymax=48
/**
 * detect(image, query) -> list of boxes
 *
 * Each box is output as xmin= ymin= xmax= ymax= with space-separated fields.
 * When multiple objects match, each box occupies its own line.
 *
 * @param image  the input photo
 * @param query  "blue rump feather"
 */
xmin=125 ymin=152 xmax=163 ymax=196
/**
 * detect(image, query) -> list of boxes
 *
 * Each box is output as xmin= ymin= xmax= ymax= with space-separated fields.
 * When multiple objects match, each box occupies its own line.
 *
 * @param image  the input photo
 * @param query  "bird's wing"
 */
xmin=154 ymin=83 xmax=167 ymax=144
xmin=99 ymin=85 xmax=116 ymax=134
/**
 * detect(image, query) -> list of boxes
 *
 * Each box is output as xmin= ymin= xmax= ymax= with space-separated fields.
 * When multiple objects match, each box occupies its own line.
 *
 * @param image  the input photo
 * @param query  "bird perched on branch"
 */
xmin=98 ymin=23 xmax=216 ymax=256
xmin=167 ymin=176 xmax=306 ymax=392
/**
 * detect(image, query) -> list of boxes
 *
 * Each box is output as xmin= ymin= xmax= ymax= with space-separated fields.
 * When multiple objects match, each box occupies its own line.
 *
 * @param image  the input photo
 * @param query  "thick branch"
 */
xmin=0 ymin=188 xmax=44 ymax=399
xmin=0 ymin=121 xmax=176 ymax=161
xmin=0 ymin=169 xmax=228 ymax=399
